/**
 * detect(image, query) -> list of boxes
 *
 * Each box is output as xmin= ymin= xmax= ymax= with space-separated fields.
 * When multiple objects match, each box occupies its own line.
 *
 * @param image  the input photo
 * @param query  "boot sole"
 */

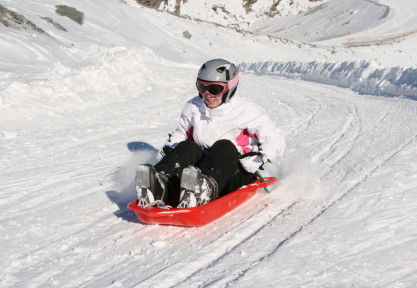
xmin=136 ymin=164 xmax=155 ymax=190
xmin=181 ymin=166 xmax=202 ymax=192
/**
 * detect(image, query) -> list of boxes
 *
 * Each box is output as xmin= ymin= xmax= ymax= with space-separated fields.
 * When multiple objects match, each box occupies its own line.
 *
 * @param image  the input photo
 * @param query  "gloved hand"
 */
xmin=239 ymin=151 xmax=269 ymax=173
xmin=157 ymin=143 xmax=178 ymax=161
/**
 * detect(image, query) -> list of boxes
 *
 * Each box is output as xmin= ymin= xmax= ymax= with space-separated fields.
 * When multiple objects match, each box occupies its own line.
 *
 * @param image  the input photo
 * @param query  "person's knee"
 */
xmin=176 ymin=140 xmax=200 ymax=150
xmin=212 ymin=139 xmax=236 ymax=150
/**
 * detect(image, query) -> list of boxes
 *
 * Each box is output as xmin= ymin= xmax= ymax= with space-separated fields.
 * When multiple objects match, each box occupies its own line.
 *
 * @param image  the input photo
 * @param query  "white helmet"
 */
xmin=196 ymin=59 xmax=239 ymax=104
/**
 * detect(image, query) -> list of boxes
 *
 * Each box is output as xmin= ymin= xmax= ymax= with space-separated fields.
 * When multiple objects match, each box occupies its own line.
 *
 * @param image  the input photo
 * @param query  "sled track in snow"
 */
xmin=177 ymin=201 xmax=299 ymax=287
xmin=3 ymin=65 xmax=417 ymax=287
xmin=17 ymin=78 xmax=417 ymax=287
xmin=166 ymin=75 xmax=417 ymax=287
xmin=132 ymin=200 xmax=298 ymax=287
xmin=229 ymin=133 xmax=417 ymax=286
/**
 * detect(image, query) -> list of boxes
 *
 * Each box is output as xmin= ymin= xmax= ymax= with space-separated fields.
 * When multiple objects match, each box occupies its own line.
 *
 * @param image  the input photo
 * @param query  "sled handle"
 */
xmin=256 ymin=171 xmax=271 ymax=194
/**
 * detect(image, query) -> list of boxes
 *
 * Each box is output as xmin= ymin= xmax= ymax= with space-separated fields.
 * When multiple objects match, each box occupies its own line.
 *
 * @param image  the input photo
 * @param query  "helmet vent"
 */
xmin=201 ymin=64 xmax=206 ymax=70
xmin=216 ymin=67 xmax=226 ymax=73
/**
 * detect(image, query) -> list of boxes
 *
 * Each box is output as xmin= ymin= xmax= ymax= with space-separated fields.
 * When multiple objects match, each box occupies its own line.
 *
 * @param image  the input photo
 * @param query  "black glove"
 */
xmin=157 ymin=143 xmax=178 ymax=161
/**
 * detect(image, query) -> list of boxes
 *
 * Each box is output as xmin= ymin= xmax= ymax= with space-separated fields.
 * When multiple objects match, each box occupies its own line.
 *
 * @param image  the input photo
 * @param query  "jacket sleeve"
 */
xmin=247 ymin=108 xmax=286 ymax=161
xmin=163 ymin=106 xmax=192 ymax=147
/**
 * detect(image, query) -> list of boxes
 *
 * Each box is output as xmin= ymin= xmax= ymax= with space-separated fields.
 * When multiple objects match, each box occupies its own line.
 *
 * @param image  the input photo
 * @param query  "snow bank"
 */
xmin=0 ymin=45 xmax=155 ymax=120
xmin=239 ymin=60 xmax=417 ymax=99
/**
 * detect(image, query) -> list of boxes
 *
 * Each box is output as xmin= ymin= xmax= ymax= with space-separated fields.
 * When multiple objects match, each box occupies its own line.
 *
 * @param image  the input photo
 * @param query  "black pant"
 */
xmin=154 ymin=140 xmax=257 ymax=200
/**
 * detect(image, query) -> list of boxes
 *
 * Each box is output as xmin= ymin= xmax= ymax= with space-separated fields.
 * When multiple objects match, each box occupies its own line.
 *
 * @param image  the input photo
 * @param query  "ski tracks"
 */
xmin=4 ymin=72 xmax=417 ymax=287
xmin=161 ymin=76 xmax=417 ymax=288
xmin=134 ymin=198 xmax=299 ymax=288
xmin=60 ymin=77 xmax=417 ymax=288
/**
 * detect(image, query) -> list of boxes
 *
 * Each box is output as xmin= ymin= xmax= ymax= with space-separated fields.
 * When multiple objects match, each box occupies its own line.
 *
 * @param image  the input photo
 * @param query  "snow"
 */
xmin=1 ymin=0 xmax=417 ymax=287
xmin=240 ymin=60 xmax=417 ymax=98
xmin=155 ymin=0 xmax=324 ymax=29
xmin=250 ymin=0 xmax=417 ymax=42
xmin=250 ymin=0 xmax=389 ymax=42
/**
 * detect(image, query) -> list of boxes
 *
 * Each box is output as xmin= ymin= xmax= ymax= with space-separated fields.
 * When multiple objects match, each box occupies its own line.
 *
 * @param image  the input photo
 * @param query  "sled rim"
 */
xmin=128 ymin=177 xmax=277 ymax=226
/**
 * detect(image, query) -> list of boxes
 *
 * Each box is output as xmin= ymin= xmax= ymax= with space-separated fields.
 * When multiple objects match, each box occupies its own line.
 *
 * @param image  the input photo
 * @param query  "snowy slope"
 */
xmin=243 ymin=0 xmax=417 ymax=98
xmin=139 ymin=0 xmax=326 ymax=29
xmin=250 ymin=0 xmax=417 ymax=45
xmin=249 ymin=0 xmax=389 ymax=42
xmin=1 ymin=0 xmax=417 ymax=287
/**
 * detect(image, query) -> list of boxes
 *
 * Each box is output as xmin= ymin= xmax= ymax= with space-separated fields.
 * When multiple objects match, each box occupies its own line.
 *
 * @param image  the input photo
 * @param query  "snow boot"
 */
xmin=178 ymin=166 xmax=212 ymax=208
xmin=136 ymin=164 xmax=168 ymax=207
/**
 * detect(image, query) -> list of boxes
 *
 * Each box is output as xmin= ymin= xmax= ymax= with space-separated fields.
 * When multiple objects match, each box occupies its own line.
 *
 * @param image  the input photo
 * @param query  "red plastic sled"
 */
xmin=128 ymin=177 xmax=277 ymax=227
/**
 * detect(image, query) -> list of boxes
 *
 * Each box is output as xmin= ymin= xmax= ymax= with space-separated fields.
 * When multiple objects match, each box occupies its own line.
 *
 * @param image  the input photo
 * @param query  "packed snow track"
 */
xmin=1 ymin=60 xmax=417 ymax=287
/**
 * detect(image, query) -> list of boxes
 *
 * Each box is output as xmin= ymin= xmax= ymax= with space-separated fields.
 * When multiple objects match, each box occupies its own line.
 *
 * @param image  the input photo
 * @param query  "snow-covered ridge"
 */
xmin=135 ymin=0 xmax=326 ymax=29
xmin=0 ymin=4 xmax=49 ymax=35
xmin=249 ymin=0 xmax=417 ymax=46
xmin=240 ymin=60 xmax=417 ymax=99
xmin=249 ymin=0 xmax=389 ymax=42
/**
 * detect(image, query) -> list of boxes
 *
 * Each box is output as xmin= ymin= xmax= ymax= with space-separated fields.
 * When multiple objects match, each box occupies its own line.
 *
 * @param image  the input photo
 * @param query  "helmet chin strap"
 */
xmin=222 ymin=83 xmax=238 ymax=103
xmin=221 ymin=90 xmax=230 ymax=104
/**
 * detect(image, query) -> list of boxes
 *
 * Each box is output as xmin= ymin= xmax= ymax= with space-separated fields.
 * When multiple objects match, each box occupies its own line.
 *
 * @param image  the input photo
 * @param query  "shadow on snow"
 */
xmin=106 ymin=141 xmax=158 ymax=223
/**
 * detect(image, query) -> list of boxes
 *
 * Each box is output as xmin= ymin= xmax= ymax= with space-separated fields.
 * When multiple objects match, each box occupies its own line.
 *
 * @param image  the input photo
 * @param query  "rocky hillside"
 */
xmin=0 ymin=4 xmax=48 ymax=34
xmin=135 ymin=0 xmax=326 ymax=29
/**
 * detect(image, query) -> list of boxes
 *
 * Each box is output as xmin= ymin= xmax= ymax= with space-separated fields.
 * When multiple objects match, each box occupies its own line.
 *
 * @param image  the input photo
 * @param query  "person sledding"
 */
xmin=136 ymin=59 xmax=286 ymax=208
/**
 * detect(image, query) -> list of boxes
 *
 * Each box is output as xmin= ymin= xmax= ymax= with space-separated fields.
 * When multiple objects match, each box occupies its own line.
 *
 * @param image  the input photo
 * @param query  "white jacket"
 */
xmin=165 ymin=95 xmax=286 ymax=161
